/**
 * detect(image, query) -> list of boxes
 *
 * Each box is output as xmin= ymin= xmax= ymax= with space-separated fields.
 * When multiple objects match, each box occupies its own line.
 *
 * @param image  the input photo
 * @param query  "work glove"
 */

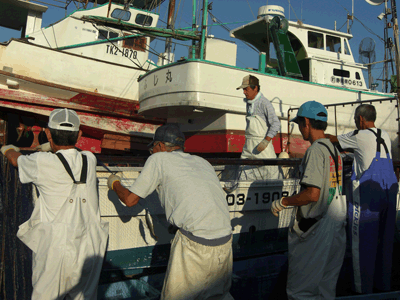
xmin=108 ymin=174 xmax=121 ymax=190
xmin=35 ymin=142 xmax=52 ymax=152
xmin=1 ymin=145 xmax=20 ymax=155
xmin=271 ymin=197 xmax=287 ymax=217
xmin=256 ymin=139 xmax=270 ymax=153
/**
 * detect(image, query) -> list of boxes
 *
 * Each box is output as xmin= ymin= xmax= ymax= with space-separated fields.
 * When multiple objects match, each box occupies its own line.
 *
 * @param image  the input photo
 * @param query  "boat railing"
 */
xmin=287 ymin=97 xmax=400 ymax=159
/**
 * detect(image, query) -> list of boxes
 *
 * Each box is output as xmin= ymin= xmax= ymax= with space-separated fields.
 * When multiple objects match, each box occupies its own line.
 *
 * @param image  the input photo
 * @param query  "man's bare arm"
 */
xmin=112 ymin=181 xmax=141 ymax=207
xmin=3 ymin=149 xmax=22 ymax=167
xmin=281 ymin=186 xmax=320 ymax=207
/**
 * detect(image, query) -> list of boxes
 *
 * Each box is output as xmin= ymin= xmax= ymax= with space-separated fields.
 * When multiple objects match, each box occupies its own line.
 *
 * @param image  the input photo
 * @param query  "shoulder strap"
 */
xmin=366 ymin=128 xmax=390 ymax=156
xmin=79 ymin=154 xmax=88 ymax=184
xmin=317 ymin=141 xmax=340 ymax=186
xmin=56 ymin=153 xmax=87 ymax=184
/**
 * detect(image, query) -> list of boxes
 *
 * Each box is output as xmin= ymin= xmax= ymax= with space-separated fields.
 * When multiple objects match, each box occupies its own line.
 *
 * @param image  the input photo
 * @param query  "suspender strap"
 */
xmin=56 ymin=153 xmax=88 ymax=184
xmin=317 ymin=141 xmax=340 ymax=186
xmin=366 ymin=128 xmax=390 ymax=156
xmin=79 ymin=154 xmax=88 ymax=183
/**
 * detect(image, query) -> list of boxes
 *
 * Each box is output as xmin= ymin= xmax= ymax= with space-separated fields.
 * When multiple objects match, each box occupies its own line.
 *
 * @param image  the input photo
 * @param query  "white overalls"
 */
xmin=287 ymin=143 xmax=347 ymax=300
xmin=17 ymin=152 xmax=109 ymax=300
xmin=240 ymin=114 xmax=281 ymax=180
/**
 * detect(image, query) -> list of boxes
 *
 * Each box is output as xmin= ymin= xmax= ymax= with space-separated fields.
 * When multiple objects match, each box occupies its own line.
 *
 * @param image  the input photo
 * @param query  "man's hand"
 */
xmin=256 ymin=139 xmax=270 ymax=153
xmin=271 ymin=197 xmax=287 ymax=217
xmin=108 ymin=174 xmax=121 ymax=190
xmin=1 ymin=145 xmax=20 ymax=155
xmin=35 ymin=142 xmax=52 ymax=152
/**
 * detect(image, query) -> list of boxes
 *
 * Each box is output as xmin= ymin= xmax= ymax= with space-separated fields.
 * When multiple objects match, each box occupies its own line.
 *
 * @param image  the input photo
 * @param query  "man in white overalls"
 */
xmin=1 ymin=109 xmax=109 ymax=300
xmin=224 ymin=75 xmax=281 ymax=191
xmin=271 ymin=101 xmax=347 ymax=300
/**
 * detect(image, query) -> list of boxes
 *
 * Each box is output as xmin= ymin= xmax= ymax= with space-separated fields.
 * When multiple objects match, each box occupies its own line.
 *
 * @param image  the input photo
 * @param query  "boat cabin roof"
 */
xmin=230 ymin=16 xmax=355 ymax=62
xmin=0 ymin=0 xmax=47 ymax=31
xmin=84 ymin=0 xmax=166 ymax=10
xmin=288 ymin=20 xmax=353 ymax=39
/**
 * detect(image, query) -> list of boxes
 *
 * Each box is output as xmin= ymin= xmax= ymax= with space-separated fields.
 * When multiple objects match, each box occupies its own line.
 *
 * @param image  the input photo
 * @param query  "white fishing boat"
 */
xmin=138 ymin=3 xmax=399 ymax=159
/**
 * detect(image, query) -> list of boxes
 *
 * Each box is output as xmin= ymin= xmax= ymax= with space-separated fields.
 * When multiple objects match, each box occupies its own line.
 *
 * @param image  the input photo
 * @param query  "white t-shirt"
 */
xmin=129 ymin=151 xmax=232 ymax=240
xmin=17 ymin=149 xmax=99 ymax=222
xmin=338 ymin=128 xmax=392 ymax=180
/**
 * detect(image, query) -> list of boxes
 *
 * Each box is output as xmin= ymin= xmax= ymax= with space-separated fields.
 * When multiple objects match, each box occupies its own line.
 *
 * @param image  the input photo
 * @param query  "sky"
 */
xmin=0 ymin=0 xmax=394 ymax=92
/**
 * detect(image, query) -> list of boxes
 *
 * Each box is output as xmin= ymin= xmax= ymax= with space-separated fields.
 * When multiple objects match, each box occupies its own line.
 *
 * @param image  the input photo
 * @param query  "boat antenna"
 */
xmin=347 ymin=0 xmax=354 ymax=33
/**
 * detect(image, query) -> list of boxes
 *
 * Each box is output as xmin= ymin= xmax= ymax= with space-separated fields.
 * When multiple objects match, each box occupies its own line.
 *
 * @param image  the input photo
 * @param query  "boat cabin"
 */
xmin=0 ymin=0 xmax=47 ymax=38
xmin=0 ymin=1 xmax=160 ymax=69
xmin=230 ymin=5 xmax=368 ymax=90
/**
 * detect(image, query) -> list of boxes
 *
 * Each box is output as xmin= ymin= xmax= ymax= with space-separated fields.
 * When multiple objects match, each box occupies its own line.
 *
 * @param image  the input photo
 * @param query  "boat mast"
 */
xmin=192 ymin=0 xmax=197 ymax=58
xmin=165 ymin=0 xmax=176 ymax=61
xmin=347 ymin=0 xmax=354 ymax=33
xmin=200 ymin=0 xmax=209 ymax=59
xmin=391 ymin=0 xmax=400 ymax=98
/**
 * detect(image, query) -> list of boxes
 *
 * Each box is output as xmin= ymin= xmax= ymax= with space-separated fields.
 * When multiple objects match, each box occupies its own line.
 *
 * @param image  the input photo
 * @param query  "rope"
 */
xmin=333 ymin=0 xmax=384 ymax=43
xmin=246 ymin=0 xmax=256 ymax=19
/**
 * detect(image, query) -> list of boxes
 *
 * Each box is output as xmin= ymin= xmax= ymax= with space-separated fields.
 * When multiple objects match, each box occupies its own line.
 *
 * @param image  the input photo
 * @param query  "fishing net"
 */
xmin=0 ymin=155 xmax=33 ymax=299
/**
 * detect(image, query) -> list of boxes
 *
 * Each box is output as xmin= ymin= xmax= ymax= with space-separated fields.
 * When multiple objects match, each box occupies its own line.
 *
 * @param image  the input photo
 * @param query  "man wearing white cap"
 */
xmin=1 ymin=108 xmax=109 ymax=300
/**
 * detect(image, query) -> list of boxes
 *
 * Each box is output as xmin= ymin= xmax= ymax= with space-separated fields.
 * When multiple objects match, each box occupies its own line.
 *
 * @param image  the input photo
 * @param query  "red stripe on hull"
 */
xmin=184 ymin=132 xmax=309 ymax=157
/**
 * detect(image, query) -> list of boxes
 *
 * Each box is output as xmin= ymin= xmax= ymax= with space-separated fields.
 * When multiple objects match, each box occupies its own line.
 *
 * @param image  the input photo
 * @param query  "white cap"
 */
xmin=48 ymin=108 xmax=80 ymax=132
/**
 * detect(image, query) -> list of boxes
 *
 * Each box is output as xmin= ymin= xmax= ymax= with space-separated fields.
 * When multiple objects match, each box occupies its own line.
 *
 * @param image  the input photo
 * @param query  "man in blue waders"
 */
xmin=327 ymin=104 xmax=399 ymax=294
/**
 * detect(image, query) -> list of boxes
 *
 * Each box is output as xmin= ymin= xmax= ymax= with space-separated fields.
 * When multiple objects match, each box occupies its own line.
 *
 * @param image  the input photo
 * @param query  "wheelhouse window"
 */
xmin=135 ymin=14 xmax=153 ymax=26
xmin=356 ymin=72 xmax=361 ymax=80
xmin=98 ymin=30 xmax=119 ymax=40
xmin=111 ymin=9 xmax=131 ymax=21
xmin=123 ymin=35 xmax=147 ymax=51
xmin=326 ymin=35 xmax=341 ymax=53
xmin=333 ymin=69 xmax=350 ymax=78
xmin=308 ymin=31 xmax=324 ymax=50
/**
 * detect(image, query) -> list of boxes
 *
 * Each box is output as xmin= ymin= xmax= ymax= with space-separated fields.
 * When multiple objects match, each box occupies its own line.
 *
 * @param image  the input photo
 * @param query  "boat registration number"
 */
xmin=225 ymin=190 xmax=296 ymax=206
xmin=106 ymin=45 xmax=137 ymax=59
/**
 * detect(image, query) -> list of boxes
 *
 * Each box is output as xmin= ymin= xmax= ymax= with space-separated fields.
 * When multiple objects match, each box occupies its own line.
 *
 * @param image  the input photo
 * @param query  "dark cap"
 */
xmin=148 ymin=124 xmax=185 ymax=148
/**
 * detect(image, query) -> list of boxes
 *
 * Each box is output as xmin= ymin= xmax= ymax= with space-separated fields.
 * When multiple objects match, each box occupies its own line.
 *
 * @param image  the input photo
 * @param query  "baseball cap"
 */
xmin=290 ymin=101 xmax=328 ymax=123
xmin=48 ymin=108 xmax=80 ymax=132
xmin=236 ymin=75 xmax=259 ymax=90
xmin=148 ymin=124 xmax=185 ymax=148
